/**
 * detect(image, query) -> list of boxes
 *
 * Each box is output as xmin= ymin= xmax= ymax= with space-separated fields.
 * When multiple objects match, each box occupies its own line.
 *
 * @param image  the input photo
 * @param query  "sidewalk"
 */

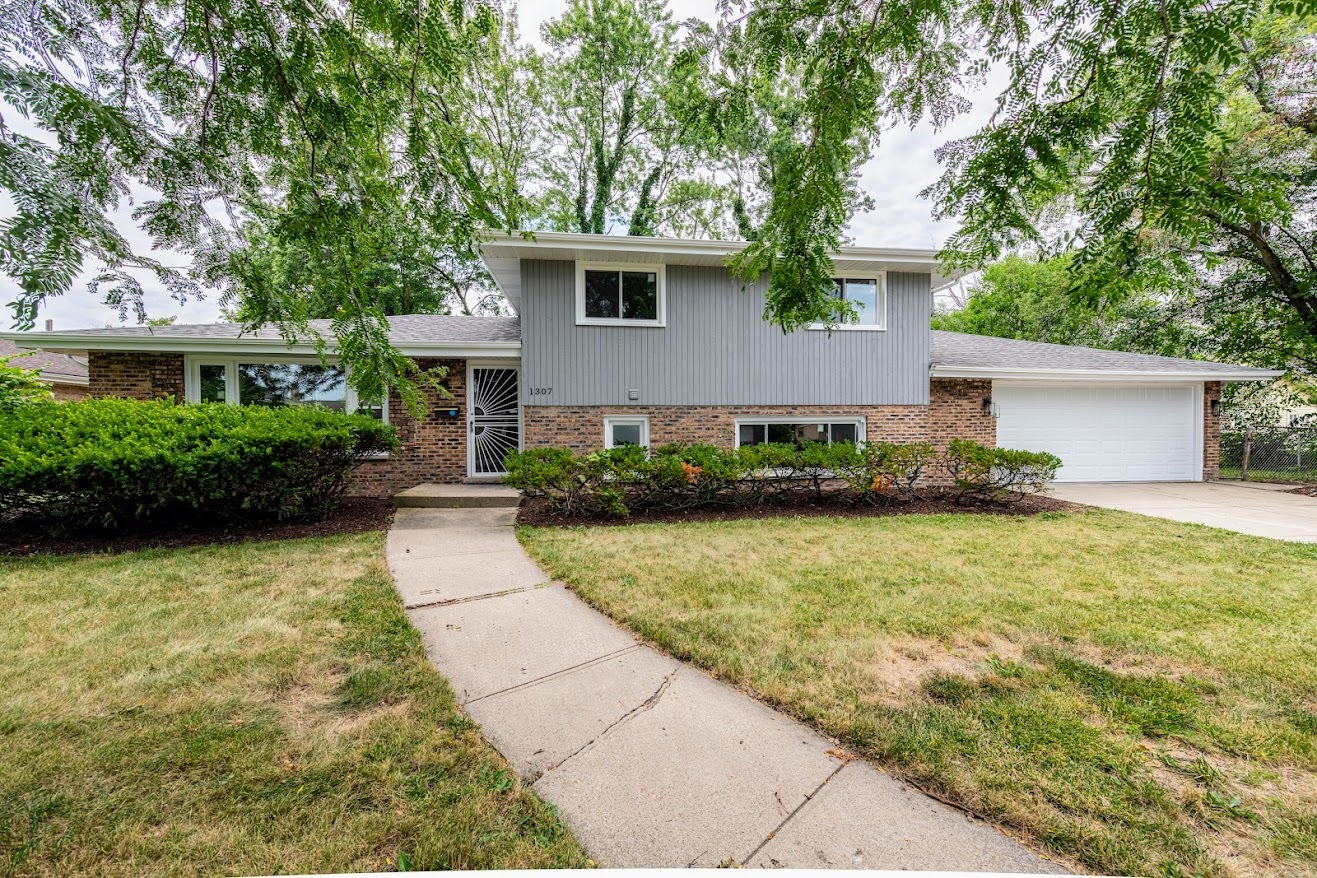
xmin=388 ymin=505 xmax=1067 ymax=871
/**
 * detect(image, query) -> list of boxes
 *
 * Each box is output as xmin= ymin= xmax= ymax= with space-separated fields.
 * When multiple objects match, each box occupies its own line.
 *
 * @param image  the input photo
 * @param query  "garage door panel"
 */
xmin=994 ymin=383 xmax=1199 ymax=483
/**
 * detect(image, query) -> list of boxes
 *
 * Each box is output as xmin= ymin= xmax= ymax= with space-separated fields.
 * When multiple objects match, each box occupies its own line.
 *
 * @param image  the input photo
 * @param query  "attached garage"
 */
xmin=993 ymin=383 xmax=1201 ymax=482
xmin=931 ymin=330 xmax=1283 ymax=484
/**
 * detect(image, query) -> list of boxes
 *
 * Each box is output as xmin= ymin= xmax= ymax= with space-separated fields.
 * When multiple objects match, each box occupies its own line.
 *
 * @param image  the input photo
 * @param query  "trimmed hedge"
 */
xmin=504 ymin=439 xmax=1060 ymax=517
xmin=0 ymin=399 xmax=397 ymax=534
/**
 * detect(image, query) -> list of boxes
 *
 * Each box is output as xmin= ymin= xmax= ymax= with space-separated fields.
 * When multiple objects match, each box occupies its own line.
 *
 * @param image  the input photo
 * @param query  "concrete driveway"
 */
xmin=1047 ymin=481 xmax=1317 ymax=542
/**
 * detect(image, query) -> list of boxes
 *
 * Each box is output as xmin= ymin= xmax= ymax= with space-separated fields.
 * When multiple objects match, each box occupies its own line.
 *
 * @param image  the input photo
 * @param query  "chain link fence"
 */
xmin=1220 ymin=427 xmax=1317 ymax=482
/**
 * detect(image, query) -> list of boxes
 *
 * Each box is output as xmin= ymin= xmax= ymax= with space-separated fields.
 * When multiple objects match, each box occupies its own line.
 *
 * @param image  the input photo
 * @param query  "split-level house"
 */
xmin=3 ymin=232 xmax=1280 ymax=494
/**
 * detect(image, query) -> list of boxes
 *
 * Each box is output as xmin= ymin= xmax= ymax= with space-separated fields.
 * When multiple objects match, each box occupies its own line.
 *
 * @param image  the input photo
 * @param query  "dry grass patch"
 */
xmin=520 ymin=507 xmax=1317 ymax=877
xmin=0 ymin=533 xmax=586 ymax=877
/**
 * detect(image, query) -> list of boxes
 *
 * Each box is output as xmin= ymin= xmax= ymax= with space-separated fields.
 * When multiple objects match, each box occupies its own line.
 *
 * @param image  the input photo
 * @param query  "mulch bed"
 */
xmin=516 ymin=490 xmax=1080 ymax=528
xmin=1288 ymin=485 xmax=1317 ymax=497
xmin=0 ymin=499 xmax=395 ymax=558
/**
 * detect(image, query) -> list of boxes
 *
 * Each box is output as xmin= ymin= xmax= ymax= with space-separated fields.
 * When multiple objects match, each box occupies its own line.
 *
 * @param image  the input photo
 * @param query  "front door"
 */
xmin=468 ymin=366 xmax=521 ymax=476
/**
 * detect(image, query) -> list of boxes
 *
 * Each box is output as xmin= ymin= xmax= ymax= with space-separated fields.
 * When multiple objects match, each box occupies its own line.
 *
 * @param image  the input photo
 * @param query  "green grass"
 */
xmin=520 ymin=508 xmax=1317 ymax=877
xmin=1218 ymin=467 xmax=1315 ymax=483
xmin=0 ymin=534 xmax=587 ymax=877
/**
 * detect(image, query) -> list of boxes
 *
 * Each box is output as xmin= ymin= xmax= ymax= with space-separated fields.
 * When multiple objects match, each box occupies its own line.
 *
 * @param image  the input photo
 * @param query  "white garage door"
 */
xmin=994 ymin=383 xmax=1200 ymax=482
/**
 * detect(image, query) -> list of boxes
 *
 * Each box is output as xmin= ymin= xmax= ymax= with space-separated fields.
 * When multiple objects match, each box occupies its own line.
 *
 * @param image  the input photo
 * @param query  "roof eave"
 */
xmin=477 ymin=229 xmax=965 ymax=289
xmin=0 ymin=332 xmax=522 ymax=359
xmin=932 ymin=365 xmax=1283 ymax=382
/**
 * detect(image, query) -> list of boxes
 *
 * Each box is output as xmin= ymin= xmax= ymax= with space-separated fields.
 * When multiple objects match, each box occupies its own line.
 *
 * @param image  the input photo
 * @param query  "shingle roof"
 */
xmin=0 ymin=338 xmax=88 ymax=382
xmin=931 ymin=330 xmax=1278 ymax=378
xmin=26 ymin=314 xmax=521 ymax=345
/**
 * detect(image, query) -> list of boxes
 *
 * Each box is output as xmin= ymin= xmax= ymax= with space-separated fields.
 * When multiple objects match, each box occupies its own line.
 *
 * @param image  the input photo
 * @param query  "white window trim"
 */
xmin=604 ymin=415 xmax=650 ymax=449
xmin=575 ymin=261 xmax=667 ymax=327
xmin=808 ymin=271 xmax=887 ymax=332
xmin=183 ymin=353 xmax=386 ymax=423
xmin=733 ymin=416 xmax=867 ymax=447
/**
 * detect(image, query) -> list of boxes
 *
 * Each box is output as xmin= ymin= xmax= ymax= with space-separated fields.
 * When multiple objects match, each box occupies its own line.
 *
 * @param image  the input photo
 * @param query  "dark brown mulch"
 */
xmin=516 ymin=490 xmax=1080 ymax=528
xmin=0 ymin=499 xmax=395 ymax=558
xmin=1288 ymin=484 xmax=1317 ymax=497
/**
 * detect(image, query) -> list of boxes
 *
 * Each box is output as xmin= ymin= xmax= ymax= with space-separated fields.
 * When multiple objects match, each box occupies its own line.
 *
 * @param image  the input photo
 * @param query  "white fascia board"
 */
xmin=933 ymin=365 xmax=1284 ymax=382
xmin=395 ymin=342 xmax=521 ymax=358
xmin=479 ymin=229 xmax=942 ymax=263
xmin=0 ymin=332 xmax=521 ymax=360
xmin=477 ymin=230 xmax=962 ymax=287
xmin=40 ymin=373 xmax=90 ymax=386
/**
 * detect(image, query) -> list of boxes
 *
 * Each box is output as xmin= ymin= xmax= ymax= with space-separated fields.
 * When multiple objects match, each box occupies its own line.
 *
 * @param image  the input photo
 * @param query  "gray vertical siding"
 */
xmin=520 ymin=260 xmax=931 ymax=406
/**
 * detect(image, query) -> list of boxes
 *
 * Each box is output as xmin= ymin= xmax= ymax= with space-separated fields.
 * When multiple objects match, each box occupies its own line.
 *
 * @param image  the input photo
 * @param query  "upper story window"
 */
xmin=576 ymin=262 xmax=666 ymax=326
xmin=815 ymin=272 xmax=887 ymax=330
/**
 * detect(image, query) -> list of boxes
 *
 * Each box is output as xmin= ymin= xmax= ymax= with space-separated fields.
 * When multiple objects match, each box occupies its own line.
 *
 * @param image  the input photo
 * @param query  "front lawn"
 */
xmin=0 ymin=534 xmax=586 ymax=876
xmin=520 ymin=508 xmax=1317 ymax=877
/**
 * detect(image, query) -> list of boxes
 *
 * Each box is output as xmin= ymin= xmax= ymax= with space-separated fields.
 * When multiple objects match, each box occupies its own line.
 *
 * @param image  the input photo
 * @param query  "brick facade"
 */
xmin=352 ymin=358 xmax=469 ymax=496
xmin=522 ymin=378 xmax=997 ymax=457
xmin=82 ymin=349 xmax=1223 ymax=495
xmin=48 ymin=382 xmax=90 ymax=402
xmin=929 ymin=378 xmax=995 ymax=450
xmin=1203 ymin=381 xmax=1221 ymax=481
xmin=88 ymin=351 xmax=185 ymax=403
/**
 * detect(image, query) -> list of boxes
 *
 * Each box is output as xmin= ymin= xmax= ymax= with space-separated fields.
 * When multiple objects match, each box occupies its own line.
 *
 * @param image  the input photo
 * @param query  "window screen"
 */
xmin=583 ymin=269 xmax=659 ymax=321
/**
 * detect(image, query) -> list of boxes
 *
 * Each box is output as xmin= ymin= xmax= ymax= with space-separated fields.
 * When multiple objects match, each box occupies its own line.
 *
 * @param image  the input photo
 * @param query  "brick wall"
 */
xmin=523 ymin=404 xmax=931 ymax=452
xmin=88 ymin=351 xmax=185 ymax=402
xmin=48 ymin=382 xmax=90 ymax=402
xmin=1203 ymin=381 xmax=1221 ymax=481
xmin=929 ymin=378 xmax=995 ymax=451
xmin=522 ymin=379 xmax=996 ymax=454
xmin=351 ymin=358 xmax=468 ymax=496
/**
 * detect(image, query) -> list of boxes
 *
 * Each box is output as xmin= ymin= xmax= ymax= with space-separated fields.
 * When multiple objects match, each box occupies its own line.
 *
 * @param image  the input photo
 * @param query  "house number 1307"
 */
xmin=529 ymin=386 xmax=553 ymax=396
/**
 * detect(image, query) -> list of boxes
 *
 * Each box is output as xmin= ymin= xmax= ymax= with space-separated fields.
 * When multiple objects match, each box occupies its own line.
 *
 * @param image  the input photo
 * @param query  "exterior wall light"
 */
xmin=1211 ymin=399 xmax=1222 ymax=417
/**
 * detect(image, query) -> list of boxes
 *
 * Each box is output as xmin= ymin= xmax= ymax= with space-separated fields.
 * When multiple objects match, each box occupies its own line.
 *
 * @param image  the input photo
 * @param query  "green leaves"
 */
xmin=0 ymin=398 xmax=397 ymax=533
xmin=0 ymin=355 xmax=53 ymax=412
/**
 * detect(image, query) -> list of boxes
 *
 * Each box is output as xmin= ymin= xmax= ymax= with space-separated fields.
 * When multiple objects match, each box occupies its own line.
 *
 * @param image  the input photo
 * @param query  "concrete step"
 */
xmin=393 ymin=483 xmax=522 ymax=509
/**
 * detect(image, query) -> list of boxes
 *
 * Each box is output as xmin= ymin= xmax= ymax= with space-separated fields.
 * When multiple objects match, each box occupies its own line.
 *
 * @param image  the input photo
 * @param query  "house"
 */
xmin=0 ymin=337 xmax=89 ymax=401
xmin=1 ymin=231 xmax=1280 ymax=491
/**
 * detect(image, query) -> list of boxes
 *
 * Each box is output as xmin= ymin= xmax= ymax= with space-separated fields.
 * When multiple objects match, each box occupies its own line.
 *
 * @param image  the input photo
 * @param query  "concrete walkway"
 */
xmin=1049 ymin=481 xmax=1317 ymax=542
xmin=388 ymin=505 xmax=1067 ymax=871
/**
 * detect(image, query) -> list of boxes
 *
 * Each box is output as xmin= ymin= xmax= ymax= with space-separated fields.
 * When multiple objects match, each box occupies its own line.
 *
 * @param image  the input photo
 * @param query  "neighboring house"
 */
xmin=1 ymin=232 xmax=1279 ymax=492
xmin=0 ymin=337 xmax=89 ymax=401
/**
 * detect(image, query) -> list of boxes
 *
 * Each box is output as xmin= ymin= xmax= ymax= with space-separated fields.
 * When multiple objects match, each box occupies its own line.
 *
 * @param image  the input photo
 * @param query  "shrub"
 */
xmin=830 ymin=441 xmax=938 ymax=502
xmin=507 ymin=438 xmax=1062 ymax=518
xmin=944 ymin=438 xmax=1061 ymax=503
xmin=0 ymin=399 xmax=397 ymax=534
xmin=0 ymin=356 xmax=53 ymax=413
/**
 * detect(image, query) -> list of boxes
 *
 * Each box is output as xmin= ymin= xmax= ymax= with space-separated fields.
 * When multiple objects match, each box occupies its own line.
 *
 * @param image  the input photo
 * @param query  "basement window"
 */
xmin=604 ymin=416 xmax=650 ymax=449
xmin=735 ymin=419 xmax=864 ymax=447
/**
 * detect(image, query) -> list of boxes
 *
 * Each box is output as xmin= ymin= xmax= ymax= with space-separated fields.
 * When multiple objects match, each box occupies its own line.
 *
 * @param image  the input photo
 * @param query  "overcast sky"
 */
xmin=11 ymin=0 xmax=996 ymax=331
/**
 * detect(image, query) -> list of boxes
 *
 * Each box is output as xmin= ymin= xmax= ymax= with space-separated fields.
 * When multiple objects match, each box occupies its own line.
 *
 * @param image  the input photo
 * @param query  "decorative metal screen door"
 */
xmin=468 ymin=367 xmax=520 ymax=476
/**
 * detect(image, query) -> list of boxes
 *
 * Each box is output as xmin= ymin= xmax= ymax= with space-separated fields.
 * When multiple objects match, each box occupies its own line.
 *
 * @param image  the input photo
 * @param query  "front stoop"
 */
xmin=393 ymin=483 xmax=522 ymax=509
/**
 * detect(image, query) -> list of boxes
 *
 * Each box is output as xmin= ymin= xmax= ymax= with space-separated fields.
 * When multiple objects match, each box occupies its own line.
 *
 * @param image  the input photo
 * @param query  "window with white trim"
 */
xmin=819 ymin=273 xmax=886 ymax=329
xmin=735 ymin=419 xmax=864 ymax=447
xmin=604 ymin=416 xmax=650 ymax=449
xmin=576 ymin=262 xmax=665 ymax=326
xmin=185 ymin=357 xmax=385 ymax=421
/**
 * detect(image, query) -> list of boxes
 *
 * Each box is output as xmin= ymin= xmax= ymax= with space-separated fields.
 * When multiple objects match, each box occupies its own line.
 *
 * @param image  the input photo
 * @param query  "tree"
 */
xmin=537 ymin=0 xmax=735 ymax=238
xmin=0 ymin=0 xmax=508 ymax=411
xmin=932 ymin=254 xmax=1201 ymax=355
xmin=689 ymin=0 xmax=1316 ymax=341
